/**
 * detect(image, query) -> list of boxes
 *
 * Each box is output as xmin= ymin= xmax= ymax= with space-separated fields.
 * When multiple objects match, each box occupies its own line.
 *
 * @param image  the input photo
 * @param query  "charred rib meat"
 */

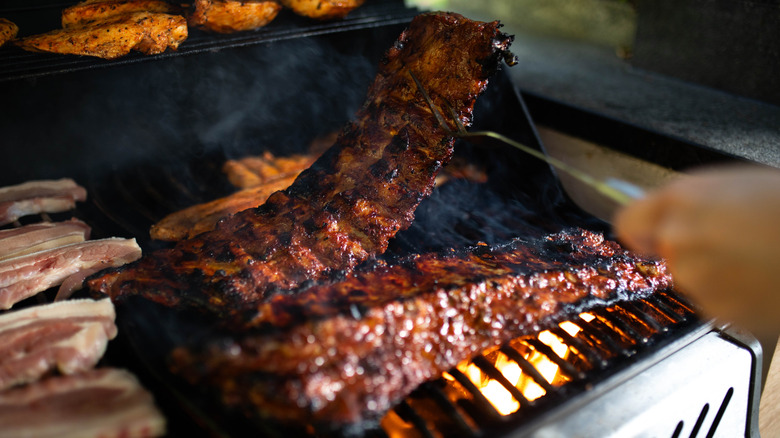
xmin=153 ymin=146 xmax=484 ymax=242
xmin=89 ymin=12 xmax=513 ymax=313
xmin=170 ymin=228 xmax=672 ymax=429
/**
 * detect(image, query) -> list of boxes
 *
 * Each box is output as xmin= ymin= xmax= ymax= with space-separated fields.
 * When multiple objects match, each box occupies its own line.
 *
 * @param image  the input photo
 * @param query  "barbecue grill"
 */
xmin=0 ymin=1 xmax=765 ymax=437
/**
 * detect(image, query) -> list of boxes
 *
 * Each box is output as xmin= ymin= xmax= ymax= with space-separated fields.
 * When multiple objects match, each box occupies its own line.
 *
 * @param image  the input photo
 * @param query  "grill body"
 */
xmin=525 ymin=328 xmax=760 ymax=438
xmin=0 ymin=2 xmax=765 ymax=437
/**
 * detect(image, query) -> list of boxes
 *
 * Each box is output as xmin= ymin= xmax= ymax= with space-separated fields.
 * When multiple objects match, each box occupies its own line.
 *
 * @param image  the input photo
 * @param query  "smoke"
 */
xmin=0 ymin=30 xmax=385 ymax=187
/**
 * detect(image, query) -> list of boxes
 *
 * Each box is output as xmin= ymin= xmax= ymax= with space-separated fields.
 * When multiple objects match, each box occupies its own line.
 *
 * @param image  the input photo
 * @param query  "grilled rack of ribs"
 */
xmin=88 ymin=12 xmax=514 ymax=314
xmin=170 ymin=228 xmax=672 ymax=431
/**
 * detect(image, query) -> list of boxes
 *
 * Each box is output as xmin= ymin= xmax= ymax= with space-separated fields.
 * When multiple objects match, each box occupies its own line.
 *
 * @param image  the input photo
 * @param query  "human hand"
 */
xmin=613 ymin=164 xmax=780 ymax=337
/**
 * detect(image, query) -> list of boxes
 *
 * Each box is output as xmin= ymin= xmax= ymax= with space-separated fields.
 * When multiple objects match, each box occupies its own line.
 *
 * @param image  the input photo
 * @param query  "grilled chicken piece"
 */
xmin=0 ymin=179 xmax=87 ymax=226
xmin=153 ymin=155 xmax=487 ymax=242
xmin=88 ymin=12 xmax=513 ymax=313
xmin=151 ymin=145 xmax=326 ymax=241
xmin=150 ymin=175 xmax=296 ymax=241
xmin=15 ymin=12 xmax=187 ymax=60
xmin=0 ymin=298 xmax=117 ymax=391
xmin=149 ymin=155 xmax=487 ymax=242
xmin=0 ymin=368 xmax=165 ymax=438
xmin=61 ymin=0 xmax=182 ymax=28
xmin=280 ymin=0 xmax=365 ymax=20
xmin=170 ymin=228 xmax=672 ymax=430
xmin=187 ymin=0 xmax=282 ymax=33
xmin=0 ymin=18 xmax=18 ymax=47
xmin=224 ymin=150 xmax=321 ymax=189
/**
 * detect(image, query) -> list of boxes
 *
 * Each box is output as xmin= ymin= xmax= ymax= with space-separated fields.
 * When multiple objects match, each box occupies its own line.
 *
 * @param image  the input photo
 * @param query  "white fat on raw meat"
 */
xmin=0 ymin=178 xmax=87 ymax=225
xmin=0 ymin=219 xmax=91 ymax=261
xmin=0 ymin=237 xmax=142 ymax=309
xmin=0 ymin=298 xmax=117 ymax=391
xmin=0 ymin=368 xmax=166 ymax=438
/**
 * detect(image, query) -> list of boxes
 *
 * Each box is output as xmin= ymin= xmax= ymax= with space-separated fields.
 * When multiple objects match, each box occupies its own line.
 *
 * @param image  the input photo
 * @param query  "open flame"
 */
xmin=444 ymin=312 xmax=594 ymax=416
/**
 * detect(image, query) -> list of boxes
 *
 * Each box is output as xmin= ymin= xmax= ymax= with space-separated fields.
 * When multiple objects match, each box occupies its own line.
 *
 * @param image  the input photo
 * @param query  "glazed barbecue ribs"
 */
xmin=170 ymin=228 xmax=673 ymax=430
xmin=88 ymin=12 xmax=513 ymax=314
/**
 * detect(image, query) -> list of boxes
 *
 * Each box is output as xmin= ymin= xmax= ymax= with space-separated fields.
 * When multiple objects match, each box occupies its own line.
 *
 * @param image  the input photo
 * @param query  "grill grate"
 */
xmin=378 ymin=291 xmax=704 ymax=437
xmin=58 ymin=65 xmax=718 ymax=437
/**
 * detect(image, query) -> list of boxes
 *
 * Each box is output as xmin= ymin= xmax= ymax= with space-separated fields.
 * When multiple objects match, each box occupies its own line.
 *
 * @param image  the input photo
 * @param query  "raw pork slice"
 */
xmin=0 ymin=368 xmax=165 ymax=438
xmin=0 ymin=298 xmax=117 ymax=391
xmin=0 ymin=237 xmax=142 ymax=309
xmin=0 ymin=179 xmax=86 ymax=226
xmin=0 ymin=219 xmax=91 ymax=261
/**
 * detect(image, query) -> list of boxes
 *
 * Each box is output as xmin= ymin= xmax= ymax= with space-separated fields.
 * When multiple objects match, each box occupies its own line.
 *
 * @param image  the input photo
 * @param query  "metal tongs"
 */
xmin=409 ymin=71 xmax=645 ymax=206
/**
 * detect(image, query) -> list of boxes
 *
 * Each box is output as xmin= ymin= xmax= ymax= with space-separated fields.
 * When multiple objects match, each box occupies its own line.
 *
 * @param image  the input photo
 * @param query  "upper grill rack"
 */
xmin=0 ymin=0 xmax=418 ymax=82
xmin=378 ymin=290 xmax=704 ymax=438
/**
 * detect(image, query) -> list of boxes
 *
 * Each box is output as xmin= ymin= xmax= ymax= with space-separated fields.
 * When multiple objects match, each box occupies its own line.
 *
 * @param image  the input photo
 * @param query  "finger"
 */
xmin=612 ymin=194 xmax=667 ymax=256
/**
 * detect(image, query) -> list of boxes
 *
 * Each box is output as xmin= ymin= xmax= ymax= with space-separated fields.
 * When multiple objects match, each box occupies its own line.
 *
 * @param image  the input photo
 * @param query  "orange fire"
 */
xmin=444 ymin=313 xmax=592 ymax=416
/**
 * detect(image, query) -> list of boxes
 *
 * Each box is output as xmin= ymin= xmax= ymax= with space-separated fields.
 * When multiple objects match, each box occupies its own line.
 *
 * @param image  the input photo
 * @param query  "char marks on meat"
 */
xmin=170 ymin=228 xmax=672 ymax=429
xmin=89 ymin=12 xmax=514 ymax=314
xmin=0 ymin=368 xmax=165 ymax=438
xmin=0 ymin=298 xmax=117 ymax=391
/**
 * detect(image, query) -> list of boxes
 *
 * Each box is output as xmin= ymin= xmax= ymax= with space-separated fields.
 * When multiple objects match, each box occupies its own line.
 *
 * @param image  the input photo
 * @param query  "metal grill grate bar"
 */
xmin=419 ymin=381 xmax=480 ymax=437
xmin=471 ymin=355 xmax=533 ymax=409
xmin=498 ymin=345 xmax=556 ymax=394
xmin=550 ymin=326 xmax=609 ymax=369
xmin=393 ymin=400 xmax=436 ymax=438
xmin=447 ymin=368 xmax=504 ymax=422
xmin=592 ymin=307 xmax=649 ymax=345
xmin=618 ymin=301 xmax=667 ymax=333
xmin=576 ymin=315 xmax=632 ymax=355
xmin=523 ymin=338 xmax=586 ymax=380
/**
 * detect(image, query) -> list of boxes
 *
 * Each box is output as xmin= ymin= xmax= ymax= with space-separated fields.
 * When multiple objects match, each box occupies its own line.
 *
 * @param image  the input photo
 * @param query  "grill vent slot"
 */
xmin=672 ymin=421 xmax=684 ymax=438
xmin=690 ymin=403 xmax=710 ymax=437
xmin=669 ymin=387 xmax=735 ymax=438
xmin=706 ymin=387 xmax=734 ymax=438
